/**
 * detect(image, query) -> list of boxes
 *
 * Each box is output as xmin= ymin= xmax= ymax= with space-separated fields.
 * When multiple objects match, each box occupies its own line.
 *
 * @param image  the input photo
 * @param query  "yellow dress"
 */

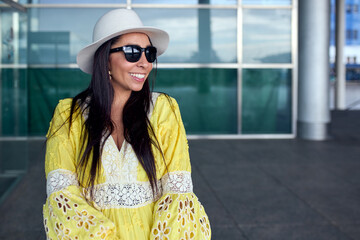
xmin=43 ymin=93 xmax=211 ymax=240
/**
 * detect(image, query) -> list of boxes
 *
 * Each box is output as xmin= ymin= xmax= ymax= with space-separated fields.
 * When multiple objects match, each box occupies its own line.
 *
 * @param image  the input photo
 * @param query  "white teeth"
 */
xmin=130 ymin=73 xmax=145 ymax=79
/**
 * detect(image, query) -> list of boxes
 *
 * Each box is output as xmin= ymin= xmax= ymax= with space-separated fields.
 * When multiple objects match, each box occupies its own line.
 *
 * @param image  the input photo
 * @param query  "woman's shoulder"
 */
xmin=152 ymin=92 xmax=179 ymax=111
xmin=52 ymin=98 xmax=82 ymax=121
xmin=54 ymin=98 xmax=73 ymax=113
xmin=151 ymin=92 xmax=182 ymax=126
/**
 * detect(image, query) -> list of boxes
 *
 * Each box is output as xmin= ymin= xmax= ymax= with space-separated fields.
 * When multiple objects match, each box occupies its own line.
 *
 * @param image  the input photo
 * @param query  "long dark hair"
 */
xmin=68 ymin=36 xmax=162 ymax=200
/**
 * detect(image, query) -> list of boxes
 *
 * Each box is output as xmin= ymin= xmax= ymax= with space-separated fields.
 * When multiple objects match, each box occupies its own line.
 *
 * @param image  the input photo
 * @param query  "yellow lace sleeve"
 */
xmin=150 ymin=95 xmax=211 ymax=240
xmin=43 ymin=99 xmax=119 ymax=240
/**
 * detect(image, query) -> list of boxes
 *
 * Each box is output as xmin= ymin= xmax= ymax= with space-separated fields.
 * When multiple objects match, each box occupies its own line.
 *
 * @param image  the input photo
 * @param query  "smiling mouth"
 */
xmin=130 ymin=73 xmax=146 ymax=80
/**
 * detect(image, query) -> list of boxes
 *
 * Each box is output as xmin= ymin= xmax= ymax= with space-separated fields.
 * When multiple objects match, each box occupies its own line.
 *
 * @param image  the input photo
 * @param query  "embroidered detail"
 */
xmin=96 ymin=225 xmax=110 ymax=239
xmin=92 ymin=182 xmax=161 ymax=209
xmin=162 ymin=171 xmax=193 ymax=194
xmin=181 ymin=230 xmax=195 ymax=240
xmin=44 ymin=218 xmax=49 ymax=235
xmin=177 ymin=196 xmax=196 ymax=228
xmin=152 ymin=221 xmax=171 ymax=240
xmin=199 ymin=216 xmax=211 ymax=238
xmin=54 ymin=193 xmax=72 ymax=214
xmin=156 ymin=195 xmax=173 ymax=216
xmin=54 ymin=222 xmax=71 ymax=240
xmin=73 ymin=209 xmax=96 ymax=230
xmin=102 ymin=139 xmax=139 ymax=183
xmin=47 ymin=169 xmax=79 ymax=196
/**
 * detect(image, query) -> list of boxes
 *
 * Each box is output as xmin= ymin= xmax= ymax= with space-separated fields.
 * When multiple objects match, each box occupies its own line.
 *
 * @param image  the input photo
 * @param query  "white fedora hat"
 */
xmin=77 ymin=8 xmax=169 ymax=74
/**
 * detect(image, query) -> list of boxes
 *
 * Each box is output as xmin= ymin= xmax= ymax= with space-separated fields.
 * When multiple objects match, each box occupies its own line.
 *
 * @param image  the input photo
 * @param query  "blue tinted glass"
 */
xmin=155 ymin=69 xmax=238 ymax=134
xmin=28 ymin=8 xmax=113 ymax=64
xmin=28 ymin=8 xmax=236 ymax=64
xmin=1 ymin=9 xmax=27 ymax=64
xmin=243 ymin=9 xmax=291 ymax=63
xmin=1 ymin=69 xmax=28 ymax=136
xmin=136 ymin=8 xmax=237 ymax=63
xmin=133 ymin=0 xmax=237 ymax=4
xmin=24 ymin=0 xmax=125 ymax=3
xmin=242 ymin=69 xmax=292 ymax=134
xmin=242 ymin=0 xmax=291 ymax=5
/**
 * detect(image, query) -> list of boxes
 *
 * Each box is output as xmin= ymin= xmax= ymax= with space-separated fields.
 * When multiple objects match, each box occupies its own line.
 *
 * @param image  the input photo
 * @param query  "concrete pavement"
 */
xmin=0 ymin=110 xmax=359 ymax=239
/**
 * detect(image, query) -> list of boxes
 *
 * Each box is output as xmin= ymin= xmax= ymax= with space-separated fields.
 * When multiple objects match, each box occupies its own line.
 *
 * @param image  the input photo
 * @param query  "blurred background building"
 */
xmin=0 ymin=0 xmax=297 ymax=139
xmin=0 ymin=0 xmax=359 ymax=204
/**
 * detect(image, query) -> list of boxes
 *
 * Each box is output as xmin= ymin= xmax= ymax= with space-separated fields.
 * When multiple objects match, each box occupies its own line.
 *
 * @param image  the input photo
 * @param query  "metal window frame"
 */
xmin=0 ymin=0 xmax=27 ymax=12
xmin=0 ymin=0 xmax=298 ymax=140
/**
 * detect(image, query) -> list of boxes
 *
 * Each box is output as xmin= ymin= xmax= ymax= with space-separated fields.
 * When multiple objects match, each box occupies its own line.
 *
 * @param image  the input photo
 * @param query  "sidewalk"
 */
xmin=0 ymin=111 xmax=359 ymax=239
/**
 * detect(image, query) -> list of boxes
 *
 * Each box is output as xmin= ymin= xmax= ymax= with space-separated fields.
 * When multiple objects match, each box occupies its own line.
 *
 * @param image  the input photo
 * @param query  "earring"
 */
xmin=108 ymin=70 xmax=112 ymax=79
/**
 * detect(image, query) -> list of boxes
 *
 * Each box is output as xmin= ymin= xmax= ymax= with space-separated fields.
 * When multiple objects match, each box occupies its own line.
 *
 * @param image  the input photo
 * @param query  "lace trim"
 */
xmin=91 ymin=171 xmax=192 ymax=209
xmin=46 ymin=169 xmax=79 ymax=197
xmin=162 ymin=171 xmax=193 ymax=194
xmin=92 ymin=181 xmax=162 ymax=209
xmin=46 ymin=170 xmax=193 ymax=208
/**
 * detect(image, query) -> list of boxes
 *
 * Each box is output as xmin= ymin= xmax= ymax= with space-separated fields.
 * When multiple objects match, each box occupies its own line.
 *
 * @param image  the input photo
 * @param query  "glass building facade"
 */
xmin=0 ymin=0 xmax=297 ymax=138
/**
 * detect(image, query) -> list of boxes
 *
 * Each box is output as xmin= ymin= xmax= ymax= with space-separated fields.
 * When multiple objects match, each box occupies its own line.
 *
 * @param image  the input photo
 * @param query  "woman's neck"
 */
xmin=111 ymin=87 xmax=131 ymax=111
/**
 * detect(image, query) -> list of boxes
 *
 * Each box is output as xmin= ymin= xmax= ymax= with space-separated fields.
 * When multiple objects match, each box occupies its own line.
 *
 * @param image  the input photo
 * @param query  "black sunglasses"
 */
xmin=109 ymin=45 xmax=157 ymax=63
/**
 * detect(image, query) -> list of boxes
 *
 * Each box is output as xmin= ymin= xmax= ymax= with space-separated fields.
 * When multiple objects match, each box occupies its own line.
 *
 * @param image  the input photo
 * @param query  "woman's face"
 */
xmin=108 ymin=32 xmax=153 ymax=94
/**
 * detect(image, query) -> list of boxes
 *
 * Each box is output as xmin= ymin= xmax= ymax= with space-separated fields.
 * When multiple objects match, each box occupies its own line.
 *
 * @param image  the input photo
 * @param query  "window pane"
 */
xmin=242 ymin=0 xmax=291 ymax=5
xmin=28 ymin=68 xmax=90 ymax=135
xmin=1 ymin=69 xmax=28 ymax=136
xmin=28 ymin=8 xmax=236 ymax=64
xmin=28 ymin=8 xmax=113 ymax=64
xmin=242 ymin=69 xmax=292 ymax=134
xmin=243 ymin=9 xmax=291 ymax=63
xmin=1 ymin=9 xmax=27 ymax=64
xmin=154 ymin=68 xmax=238 ymax=134
xmin=22 ymin=0 xmax=125 ymax=3
xmin=136 ymin=8 xmax=237 ymax=63
xmin=133 ymin=0 xmax=237 ymax=5
xmin=27 ymin=68 xmax=238 ymax=135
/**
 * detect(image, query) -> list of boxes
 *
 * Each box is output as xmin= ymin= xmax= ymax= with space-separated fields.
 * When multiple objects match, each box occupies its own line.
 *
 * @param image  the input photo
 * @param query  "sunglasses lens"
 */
xmin=145 ymin=47 xmax=157 ymax=63
xmin=123 ymin=46 xmax=141 ymax=62
xmin=119 ymin=45 xmax=157 ymax=63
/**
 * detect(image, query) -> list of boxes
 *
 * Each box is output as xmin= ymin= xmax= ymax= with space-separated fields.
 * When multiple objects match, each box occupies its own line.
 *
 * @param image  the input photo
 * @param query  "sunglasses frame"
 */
xmin=109 ymin=45 xmax=157 ymax=63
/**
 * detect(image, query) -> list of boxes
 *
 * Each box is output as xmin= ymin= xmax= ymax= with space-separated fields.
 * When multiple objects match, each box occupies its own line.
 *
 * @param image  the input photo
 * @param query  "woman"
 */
xmin=43 ymin=8 xmax=211 ymax=240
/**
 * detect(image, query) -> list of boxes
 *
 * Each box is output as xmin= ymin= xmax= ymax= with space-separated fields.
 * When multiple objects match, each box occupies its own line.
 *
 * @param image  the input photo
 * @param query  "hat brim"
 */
xmin=77 ymin=27 xmax=169 ymax=74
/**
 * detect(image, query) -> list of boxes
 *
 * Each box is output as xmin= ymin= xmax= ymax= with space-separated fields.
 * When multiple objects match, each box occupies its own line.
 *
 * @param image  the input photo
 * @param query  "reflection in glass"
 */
xmin=242 ymin=69 xmax=292 ymax=134
xmin=136 ymin=8 xmax=237 ymax=63
xmin=0 ymin=69 xmax=28 ymax=136
xmin=0 ymin=9 xmax=28 ymax=137
xmin=243 ymin=9 xmax=291 ymax=63
xmin=21 ymin=0 xmax=125 ymax=3
xmin=28 ymin=68 xmax=90 ymax=135
xmin=133 ymin=0 xmax=237 ymax=4
xmin=242 ymin=0 xmax=291 ymax=5
xmin=0 ymin=9 xmax=27 ymax=64
xmin=29 ymin=8 xmax=113 ymax=64
xmin=28 ymin=8 xmax=236 ymax=64
xmin=26 ymin=68 xmax=237 ymax=135
xmin=155 ymin=69 xmax=238 ymax=134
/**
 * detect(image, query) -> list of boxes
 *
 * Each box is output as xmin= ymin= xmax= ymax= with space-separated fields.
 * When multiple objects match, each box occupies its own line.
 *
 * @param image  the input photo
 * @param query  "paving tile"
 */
xmin=0 ymin=141 xmax=28 ymax=171
xmin=0 ymin=141 xmax=46 ymax=235
xmin=211 ymin=225 xmax=248 ymax=240
xmin=239 ymin=223 xmax=353 ymax=240
xmin=198 ymin=164 xmax=327 ymax=225
xmin=0 ymin=230 xmax=43 ymax=240
xmin=338 ymin=224 xmax=360 ymax=240
xmin=192 ymin=164 xmax=237 ymax=228
xmin=0 ymin=111 xmax=359 ymax=240
xmin=259 ymin=164 xmax=360 ymax=223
